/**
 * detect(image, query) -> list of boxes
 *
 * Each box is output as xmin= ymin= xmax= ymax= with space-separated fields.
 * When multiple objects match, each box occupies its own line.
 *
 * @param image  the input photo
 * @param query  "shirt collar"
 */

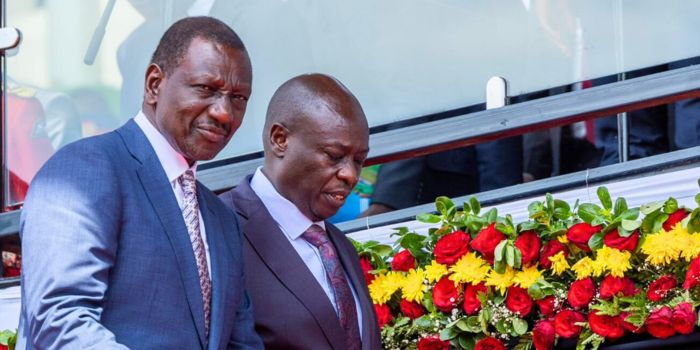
xmin=250 ymin=167 xmax=325 ymax=240
xmin=134 ymin=111 xmax=196 ymax=182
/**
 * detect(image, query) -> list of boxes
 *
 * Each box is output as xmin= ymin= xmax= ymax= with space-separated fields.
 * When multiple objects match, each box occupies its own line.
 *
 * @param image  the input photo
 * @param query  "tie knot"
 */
xmin=178 ymin=170 xmax=197 ymax=194
xmin=302 ymin=224 xmax=329 ymax=248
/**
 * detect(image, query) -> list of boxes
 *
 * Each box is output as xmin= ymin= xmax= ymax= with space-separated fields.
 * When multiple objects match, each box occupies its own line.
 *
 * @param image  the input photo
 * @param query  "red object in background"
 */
xmin=4 ymin=90 xmax=55 ymax=205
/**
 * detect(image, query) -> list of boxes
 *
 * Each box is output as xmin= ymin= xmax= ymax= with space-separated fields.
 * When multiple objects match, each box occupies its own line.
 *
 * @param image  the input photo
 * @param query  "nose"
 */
xmin=209 ymin=95 xmax=234 ymax=125
xmin=337 ymin=159 xmax=360 ymax=187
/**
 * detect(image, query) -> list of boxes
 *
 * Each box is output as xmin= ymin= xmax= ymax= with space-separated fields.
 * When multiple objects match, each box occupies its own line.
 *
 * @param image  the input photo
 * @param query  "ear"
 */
xmin=268 ymin=123 xmax=289 ymax=158
xmin=144 ymin=63 xmax=165 ymax=106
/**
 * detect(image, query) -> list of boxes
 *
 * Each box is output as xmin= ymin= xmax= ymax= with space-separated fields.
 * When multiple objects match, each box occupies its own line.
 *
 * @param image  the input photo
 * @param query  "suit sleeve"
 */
xmin=19 ymin=143 xmax=129 ymax=349
xmin=226 ymin=206 xmax=264 ymax=350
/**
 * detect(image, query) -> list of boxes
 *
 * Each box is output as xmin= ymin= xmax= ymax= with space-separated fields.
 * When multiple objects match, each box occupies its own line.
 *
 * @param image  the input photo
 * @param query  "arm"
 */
xmin=226 ymin=209 xmax=264 ymax=350
xmin=19 ymin=142 xmax=129 ymax=349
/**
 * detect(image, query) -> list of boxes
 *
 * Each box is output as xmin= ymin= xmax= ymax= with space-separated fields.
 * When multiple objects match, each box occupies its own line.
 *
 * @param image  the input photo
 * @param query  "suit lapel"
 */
xmin=231 ymin=179 xmax=347 ymax=350
xmin=327 ymin=225 xmax=376 ymax=350
xmin=199 ymin=189 xmax=228 ymax=350
xmin=118 ymin=121 xmax=207 ymax=347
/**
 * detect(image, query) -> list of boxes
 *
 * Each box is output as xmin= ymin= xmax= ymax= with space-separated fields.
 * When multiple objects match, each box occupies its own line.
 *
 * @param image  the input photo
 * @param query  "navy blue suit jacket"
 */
xmin=17 ymin=120 xmax=262 ymax=349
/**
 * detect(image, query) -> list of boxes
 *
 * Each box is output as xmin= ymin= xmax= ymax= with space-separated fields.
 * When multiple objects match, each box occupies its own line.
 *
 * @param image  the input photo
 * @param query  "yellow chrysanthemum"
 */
xmin=485 ymin=266 xmax=516 ymax=294
xmin=424 ymin=260 xmax=448 ymax=283
xmin=672 ymin=224 xmax=700 ymax=261
xmin=549 ymin=251 xmax=570 ymax=275
xmin=571 ymin=257 xmax=596 ymax=280
xmin=513 ymin=265 xmax=542 ymax=289
xmin=641 ymin=229 xmax=684 ymax=266
xmin=449 ymin=252 xmax=491 ymax=284
xmin=557 ymin=235 xmax=569 ymax=244
xmin=368 ymin=271 xmax=404 ymax=304
xmin=596 ymin=246 xmax=631 ymax=278
xmin=401 ymin=268 xmax=426 ymax=303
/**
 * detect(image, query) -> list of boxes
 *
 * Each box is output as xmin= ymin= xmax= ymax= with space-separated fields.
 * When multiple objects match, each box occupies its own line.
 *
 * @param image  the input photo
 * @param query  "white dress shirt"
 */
xmin=134 ymin=111 xmax=212 ymax=279
xmin=250 ymin=167 xmax=364 ymax=336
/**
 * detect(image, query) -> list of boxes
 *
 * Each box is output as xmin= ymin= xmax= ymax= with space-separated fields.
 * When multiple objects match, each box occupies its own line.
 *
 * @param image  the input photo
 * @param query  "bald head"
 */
xmin=262 ymin=73 xmax=370 ymax=221
xmin=263 ymin=73 xmax=367 ymax=151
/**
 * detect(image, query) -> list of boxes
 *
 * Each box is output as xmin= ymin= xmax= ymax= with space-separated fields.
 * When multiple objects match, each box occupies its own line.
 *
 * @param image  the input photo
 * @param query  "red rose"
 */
xmin=566 ymin=223 xmax=602 ymax=251
xmin=683 ymin=256 xmax=700 ymax=289
xmin=599 ymin=276 xmax=637 ymax=300
xmin=515 ymin=230 xmax=541 ymax=266
xmin=433 ymin=276 xmax=461 ymax=313
xmin=391 ymin=249 xmax=416 ymax=271
xmin=567 ymin=278 xmax=595 ymax=309
xmin=470 ymin=223 xmax=506 ymax=263
xmin=374 ymin=303 xmax=393 ymax=329
xmin=672 ymin=302 xmax=696 ymax=335
xmin=620 ymin=312 xmax=645 ymax=334
xmin=505 ymin=286 xmax=534 ymax=317
xmin=533 ymin=320 xmax=555 ymax=350
xmin=589 ymin=311 xmax=625 ymax=339
xmin=474 ymin=337 xmax=506 ymax=350
xmin=417 ymin=335 xmax=451 ymax=350
xmin=647 ymin=275 xmax=677 ymax=302
xmin=603 ymin=229 xmax=640 ymax=252
xmin=554 ymin=310 xmax=586 ymax=338
xmin=539 ymin=240 xmax=568 ymax=269
xmin=434 ymin=230 xmax=471 ymax=265
xmin=463 ymin=282 xmax=487 ymax=315
xmin=664 ymin=209 xmax=690 ymax=231
xmin=646 ymin=306 xmax=676 ymax=339
xmin=360 ymin=257 xmax=375 ymax=284
xmin=399 ymin=299 xmax=426 ymax=319
xmin=537 ymin=296 xmax=556 ymax=317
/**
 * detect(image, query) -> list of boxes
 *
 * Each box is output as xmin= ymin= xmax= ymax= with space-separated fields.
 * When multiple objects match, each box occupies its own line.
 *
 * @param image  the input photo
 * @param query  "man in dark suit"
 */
xmin=219 ymin=74 xmax=382 ymax=350
xmin=18 ymin=17 xmax=262 ymax=349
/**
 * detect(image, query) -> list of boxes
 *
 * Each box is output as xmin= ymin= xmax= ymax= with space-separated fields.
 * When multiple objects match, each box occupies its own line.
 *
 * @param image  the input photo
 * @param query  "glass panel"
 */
xmin=5 ymin=0 xmax=700 ymax=207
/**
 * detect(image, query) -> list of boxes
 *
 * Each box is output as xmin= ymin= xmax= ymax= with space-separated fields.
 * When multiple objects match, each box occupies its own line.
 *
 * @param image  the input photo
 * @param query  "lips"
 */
xmin=324 ymin=191 xmax=349 ymax=207
xmin=196 ymin=124 xmax=228 ymax=143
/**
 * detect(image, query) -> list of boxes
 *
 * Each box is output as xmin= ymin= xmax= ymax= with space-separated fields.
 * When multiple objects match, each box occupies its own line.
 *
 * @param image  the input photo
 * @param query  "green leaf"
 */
xmin=687 ymin=209 xmax=700 ymax=234
xmin=588 ymin=232 xmax=605 ymax=250
xmin=414 ymin=315 xmax=433 ymax=328
xmin=528 ymin=201 xmax=544 ymax=217
xmin=463 ymin=201 xmax=472 ymax=214
xmin=455 ymin=318 xmax=470 ymax=332
xmin=663 ymin=197 xmax=679 ymax=214
xmin=614 ymin=197 xmax=628 ymax=218
xmin=439 ymin=327 xmax=459 ymax=340
xmin=578 ymin=203 xmax=602 ymax=223
xmin=513 ymin=246 xmax=522 ymax=269
xmin=494 ymin=259 xmax=506 ymax=274
xmin=422 ymin=291 xmax=436 ymax=313
xmin=369 ymin=244 xmax=393 ymax=258
xmin=484 ymin=208 xmax=498 ymax=224
xmin=494 ymin=240 xmax=507 ymax=262
xmin=436 ymin=196 xmax=455 ymax=216
xmin=553 ymin=199 xmax=571 ymax=220
xmin=513 ymin=318 xmax=529 ymax=335
xmin=641 ymin=201 xmax=664 ymax=215
xmin=470 ymin=197 xmax=481 ymax=215
xmin=621 ymin=219 xmax=640 ymax=232
xmin=464 ymin=316 xmax=483 ymax=333
xmin=546 ymin=193 xmax=555 ymax=213
xmin=416 ymin=213 xmax=441 ymax=223
xmin=597 ymin=186 xmax=612 ymax=210
xmin=458 ymin=334 xmax=476 ymax=350
xmin=696 ymin=193 xmax=700 ymax=206
xmin=506 ymin=245 xmax=515 ymax=267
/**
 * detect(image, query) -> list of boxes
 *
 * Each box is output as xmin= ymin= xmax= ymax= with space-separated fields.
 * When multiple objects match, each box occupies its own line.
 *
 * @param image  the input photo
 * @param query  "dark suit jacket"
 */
xmin=18 ymin=120 xmax=262 ymax=349
xmin=219 ymin=176 xmax=382 ymax=350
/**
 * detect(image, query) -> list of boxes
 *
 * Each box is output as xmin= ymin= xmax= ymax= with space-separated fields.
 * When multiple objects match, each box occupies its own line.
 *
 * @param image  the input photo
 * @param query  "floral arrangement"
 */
xmin=0 ymin=329 xmax=15 ymax=350
xmin=353 ymin=186 xmax=700 ymax=350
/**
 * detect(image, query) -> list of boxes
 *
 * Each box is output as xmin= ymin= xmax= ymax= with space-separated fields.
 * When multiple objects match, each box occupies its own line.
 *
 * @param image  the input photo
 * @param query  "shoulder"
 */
xmin=37 ymin=131 xmax=124 ymax=177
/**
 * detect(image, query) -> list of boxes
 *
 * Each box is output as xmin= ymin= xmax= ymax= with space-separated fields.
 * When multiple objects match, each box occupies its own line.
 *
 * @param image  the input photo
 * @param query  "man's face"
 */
xmin=277 ymin=111 xmax=369 ymax=222
xmin=149 ymin=37 xmax=252 ymax=163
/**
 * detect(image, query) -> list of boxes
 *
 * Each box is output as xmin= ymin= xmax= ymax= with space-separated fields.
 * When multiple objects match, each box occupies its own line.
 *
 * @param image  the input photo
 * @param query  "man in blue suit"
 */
xmin=17 ymin=17 xmax=263 ymax=349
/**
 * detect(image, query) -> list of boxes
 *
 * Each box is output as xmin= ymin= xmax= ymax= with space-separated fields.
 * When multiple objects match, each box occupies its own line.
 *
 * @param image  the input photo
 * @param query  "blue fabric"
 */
xmin=17 ymin=120 xmax=262 ymax=350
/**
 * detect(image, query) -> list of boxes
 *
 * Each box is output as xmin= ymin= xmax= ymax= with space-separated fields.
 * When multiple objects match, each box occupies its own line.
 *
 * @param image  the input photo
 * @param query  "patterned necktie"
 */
xmin=179 ymin=170 xmax=212 ymax=338
xmin=302 ymin=224 xmax=361 ymax=350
